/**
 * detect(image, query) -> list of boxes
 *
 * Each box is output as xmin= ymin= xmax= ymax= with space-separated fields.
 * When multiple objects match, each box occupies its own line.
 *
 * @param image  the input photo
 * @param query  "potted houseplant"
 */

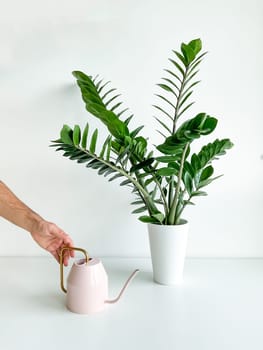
xmin=51 ymin=38 xmax=233 ymax=285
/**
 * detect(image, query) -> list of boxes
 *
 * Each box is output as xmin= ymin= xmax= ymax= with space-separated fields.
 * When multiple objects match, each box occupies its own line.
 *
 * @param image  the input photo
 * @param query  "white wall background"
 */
xmin=0 ymin=0 xmax=262 ymax=258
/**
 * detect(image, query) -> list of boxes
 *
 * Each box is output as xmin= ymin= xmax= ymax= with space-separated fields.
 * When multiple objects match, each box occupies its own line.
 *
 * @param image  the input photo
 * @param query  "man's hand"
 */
xmin=30 ymin=220 xmax=74 ymax=266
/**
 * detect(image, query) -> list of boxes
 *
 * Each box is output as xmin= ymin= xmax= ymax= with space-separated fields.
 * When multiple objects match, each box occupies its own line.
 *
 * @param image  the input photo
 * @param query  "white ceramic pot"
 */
xmin=147 ymin=220 xmax=189 ymax=285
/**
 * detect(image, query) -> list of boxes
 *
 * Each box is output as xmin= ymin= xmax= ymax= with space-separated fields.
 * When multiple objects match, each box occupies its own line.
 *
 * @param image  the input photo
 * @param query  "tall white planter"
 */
xmin=147 ymin=220 xmax=189 ymax=285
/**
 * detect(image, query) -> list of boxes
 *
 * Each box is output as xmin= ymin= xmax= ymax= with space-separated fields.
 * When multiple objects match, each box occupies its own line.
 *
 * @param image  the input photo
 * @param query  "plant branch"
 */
xmin=78 ymin=147 xmax=158 ymax=215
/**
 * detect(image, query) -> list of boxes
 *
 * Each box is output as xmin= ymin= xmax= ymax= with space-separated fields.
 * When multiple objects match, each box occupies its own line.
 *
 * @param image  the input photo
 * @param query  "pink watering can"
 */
xmin=60 ymin=247 xmax=139 ymax=314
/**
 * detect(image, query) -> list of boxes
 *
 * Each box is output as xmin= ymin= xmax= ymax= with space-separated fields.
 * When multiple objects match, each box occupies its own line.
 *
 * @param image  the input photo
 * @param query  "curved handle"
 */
xmin=60 ymin=247 xmax=89 ymax=293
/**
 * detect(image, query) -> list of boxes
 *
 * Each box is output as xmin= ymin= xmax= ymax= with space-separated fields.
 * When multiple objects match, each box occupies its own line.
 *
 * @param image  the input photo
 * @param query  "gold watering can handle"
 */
xmin=60 ymin=247 xmax=89 ymax=293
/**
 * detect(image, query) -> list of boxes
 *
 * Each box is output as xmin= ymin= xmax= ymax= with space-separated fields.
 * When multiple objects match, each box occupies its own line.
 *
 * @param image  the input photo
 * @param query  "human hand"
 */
xmin=30 ymin=220 xmax=74 ymax=265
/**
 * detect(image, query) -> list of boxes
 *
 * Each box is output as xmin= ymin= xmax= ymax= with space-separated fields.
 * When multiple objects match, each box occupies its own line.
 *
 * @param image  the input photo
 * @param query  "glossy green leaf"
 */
xmin=131 ymin=200 xmax=144 ymax=205
xmin=130 ymin=158 xmax=154 ymax=172
xmin=200 ymin=166 xmax=214 ymax=182
xmin=132 ymin=206 xmax=147 ymax=214
xmin=168 ymin=59 xmax=185 ymax=76
xmin=163 ymin=69 xmax=182 ymax=83
xmin=139 ymin=216 xmax=159 ymax=223
xmin=183 ymin=171 xmax=193 ymax=195
xmin=120 ymin=179 xmax=131 ymax=186
xmin=60 ymin=125 xmax=73 ymax=145
xmin=100 ymin=135 xmax=111 ymax=158
xmin=191 ymin=191 xmax=207 ymax=197
xmin=191 ymin=153 xmax=202 ymax=171
xmin=161 ymin=77 xmax=179 ymax=92
xmin=153 ymin=105 xmax=173 ymax=120
xmin=188 ymin=38 xmax=202 ymax=56
xmin=157 ymin=83 xmax=175 ymax=94
xmin=155 ymin=155 xmax=178 ymax=163
xmin=155 ymin=94 xmax=176 ymax=110
xmin=108 ymin=173 xmax=123 ymax=182
xmin=73 ymin=125 xmax=81 ymax=146
xmin=98 ymin=165 xmax=109 ymax=175
xmin=181 ymin=43 xmax=195 ymax=64
xmin=152 ymin=212 xmax=165 ymax=223
xmin=157 ymin=167 xmax=178 ymax=176
xmin=81 ymin=123 xmax=89 ymax=149
xmin=130 ymin=125 xmax=144 ymax=138
xmin=154 ymin=117 xmax=172 ymax=134
xmin=173 ymin=50 xmax=187 ymax=66
xmin=90 ymin=129 xmax=98 ymax=153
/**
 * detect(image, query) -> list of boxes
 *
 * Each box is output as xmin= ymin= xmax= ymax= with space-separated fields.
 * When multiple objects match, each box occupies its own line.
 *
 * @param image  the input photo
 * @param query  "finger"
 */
xmin=63 ymin=249 xmax=70 ymax=266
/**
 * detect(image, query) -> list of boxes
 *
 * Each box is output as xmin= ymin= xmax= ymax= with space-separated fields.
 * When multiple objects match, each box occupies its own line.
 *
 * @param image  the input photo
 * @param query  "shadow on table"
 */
xmin=23 ymin=291 xmax=66 ymax=312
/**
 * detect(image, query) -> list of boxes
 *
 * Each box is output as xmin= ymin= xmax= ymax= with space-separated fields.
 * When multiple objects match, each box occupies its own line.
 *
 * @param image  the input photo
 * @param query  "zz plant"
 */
xmin=51 ymin=38 xmax=233 ymax=225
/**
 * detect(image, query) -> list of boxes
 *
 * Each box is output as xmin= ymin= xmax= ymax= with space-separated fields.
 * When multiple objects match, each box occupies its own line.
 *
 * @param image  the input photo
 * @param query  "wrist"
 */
xmin=26 ymin=211 xmax=44 ymax=235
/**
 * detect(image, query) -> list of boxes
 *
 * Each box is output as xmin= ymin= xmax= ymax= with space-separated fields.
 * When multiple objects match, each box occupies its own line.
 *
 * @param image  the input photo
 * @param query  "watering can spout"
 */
xmin=105 ymin=269 xmax=140 ymax=304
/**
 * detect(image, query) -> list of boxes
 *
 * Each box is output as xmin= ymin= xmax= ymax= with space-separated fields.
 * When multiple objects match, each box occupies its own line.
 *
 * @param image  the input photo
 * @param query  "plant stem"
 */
xmin=172 ymin=66 xmax=189 ymax=133
xmin=167 ymin=142 xmax=189 ymax=225
xmin=166 ymin=65 xmax=190 ymax=223
xmin=151 ymin=172 xmax=169 ymax=219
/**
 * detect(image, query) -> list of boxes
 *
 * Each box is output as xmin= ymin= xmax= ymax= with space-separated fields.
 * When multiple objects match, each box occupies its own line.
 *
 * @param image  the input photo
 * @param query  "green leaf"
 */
xmin=73 ymin=125 xmax=81 ymax=146
xmin=191 ymin=191 xmax=207 ymax=197
xmin=105 ymin=93 xmax=121 ymax=108
xmin=178 ymin=91 xmax=193 ymax=109
xmin=130 ymin=125 xmax=144 ymax=138
xmin=139 ymin=216 xmax=159 ymax=223
xmin=156 ymin=167 xmax=177 ymax=176
xmin=98 ymin=165 xmax=109 ymax=175
xmin=60 ymin=125 xmax=73 ymax=145
xmin=163 ymin=69 xmax=182 ymax=83
xmin=130 ymin=158 xmax=154 ymax=172
xmin=132 ymin=206 xmax=147 ymax=214
xmin=157 ymin=83 xmax=176 ymax=95
xmin=173 ymin=50 xmax=187 ymax=66
xmin=131 ymin=200 xmax=144 ymax=205
xmin=77 ymin=154 xmax=92 ymax=163
xmin=191 ymin=153 xmax=202 ymax=171
xmin=183 ymin=171 xmax=193 ymax=195
xmin=108 ymin=173 xmax=123 ymax=182
xmin=196 ymin=139 xmax=234 ymax=168
xmin=106 ymin=137 xmax=112 ymax=161
xmin=153 ymin=105 xmax=173 ymax=120
xmin=154 ymin=117 xmax=172 ymax=135
xmin=188 ymin=38 xmax=202 ymax=56
xmin=200 ymin=166 xmax=214 ymax=182
xmin=155 ymin=155 xmax=178 ymax=163
xmin=181 ymin=43 xmax=195 ymax=64
xmin=124 ymin=114 xmax=133 ymax=125
xmin=90 ymin=129 xmax=98 ymax=153
xmin=100 ymin=135 xmax=111 ymax=158
xmin=120 ymin=179 xmax=131 ymax=186
xmin=177 ymin=102 xmax=195 ymax=118
xmin=157 ymin=142 xmax=184 ymax=155
xmin=69 ymin=150 xmax=84 ymax=160
xmin=184 ymin=161 xmax=195 ymax=179
xmin=161 ymin=77 xmax=179 ymax=92
xmin=168 ymin=59 xmax=185 ymax=76
xmin=81 ymin=123 xmax=89 ymax=149
xmin=155 ymin=94 xmax=176 ymax=110
xmin=152 ymin=212 xmax=165 ymax=223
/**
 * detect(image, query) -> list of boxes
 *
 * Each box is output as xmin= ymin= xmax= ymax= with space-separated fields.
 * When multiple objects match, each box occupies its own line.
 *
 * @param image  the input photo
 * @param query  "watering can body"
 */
xmin=67 ymin=258 xmax=108 ymax=314
xmin=60 ymin=247 xmax=139 ymax=314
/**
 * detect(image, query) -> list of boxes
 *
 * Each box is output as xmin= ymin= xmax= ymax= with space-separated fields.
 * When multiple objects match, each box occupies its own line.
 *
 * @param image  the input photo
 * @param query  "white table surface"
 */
xmin=0 ymin=257 xmax=263 ymax=350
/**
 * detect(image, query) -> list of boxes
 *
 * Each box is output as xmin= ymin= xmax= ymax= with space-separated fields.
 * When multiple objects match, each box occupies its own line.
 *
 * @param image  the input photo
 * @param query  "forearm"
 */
xmin=0 ymin=181 xmax=43 ymax=233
